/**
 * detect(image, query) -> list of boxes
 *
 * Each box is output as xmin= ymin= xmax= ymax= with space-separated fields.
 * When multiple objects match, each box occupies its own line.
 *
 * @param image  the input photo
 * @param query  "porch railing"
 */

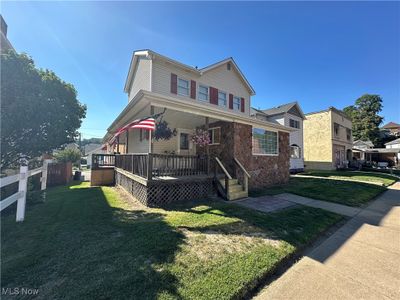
xmin=94 ymin=153 xmax=208 ymax=179
xmin=92 ymin=154 xmax=115 ymax=169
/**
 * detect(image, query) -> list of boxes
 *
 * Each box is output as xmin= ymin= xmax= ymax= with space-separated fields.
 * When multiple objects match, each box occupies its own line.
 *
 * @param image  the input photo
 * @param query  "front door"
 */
xmin=177 ymin=129 xmax=194 ymax=155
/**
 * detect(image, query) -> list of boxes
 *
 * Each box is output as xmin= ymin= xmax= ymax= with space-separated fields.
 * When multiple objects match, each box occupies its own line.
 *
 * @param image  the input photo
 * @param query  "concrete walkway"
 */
xmin=274 ymin=193 xmax=362 ymax=217
xmin=254 ymin=184 xmax=400 ymax=300
xmin=234 ymin=195 xmax=296 ymax=213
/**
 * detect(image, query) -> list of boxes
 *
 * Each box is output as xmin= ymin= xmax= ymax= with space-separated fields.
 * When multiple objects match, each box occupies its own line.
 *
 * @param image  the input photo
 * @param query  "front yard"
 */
xmin=250 ymin=174 xmax=389 ymax=207
xmin=1 ymin=182 xmax=341 ymax=299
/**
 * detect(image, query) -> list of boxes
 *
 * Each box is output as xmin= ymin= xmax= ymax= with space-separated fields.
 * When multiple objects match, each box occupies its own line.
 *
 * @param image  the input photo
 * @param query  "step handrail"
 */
xmin=214 ymin=157 xmax=232 ymax=179
xmin=233 ymin=157 xmax=251 ymax=178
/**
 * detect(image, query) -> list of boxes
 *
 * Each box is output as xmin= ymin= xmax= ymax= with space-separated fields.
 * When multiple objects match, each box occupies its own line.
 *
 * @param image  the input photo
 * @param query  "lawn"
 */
xmin=300 ymin=170 xmax=398 ymax=186
xmin=1 ymin=182 xmax=342 ymax=300
xmin=250 ymin=177 xmax=387 ymax=207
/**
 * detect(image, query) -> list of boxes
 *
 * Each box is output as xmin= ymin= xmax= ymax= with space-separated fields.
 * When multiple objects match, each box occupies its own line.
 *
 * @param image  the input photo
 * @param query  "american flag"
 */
xmin=109 ymin=117 xmax=156 ymax=144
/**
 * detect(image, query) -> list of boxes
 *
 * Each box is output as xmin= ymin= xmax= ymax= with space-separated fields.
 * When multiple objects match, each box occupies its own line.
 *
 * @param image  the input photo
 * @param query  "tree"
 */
xmin=1 ymin=50 xmax=86 ymax=169
xmin=54 ymin=148 xmax=81 ymax=163
xmin=343 ymin=94 xmax=383 ymax=145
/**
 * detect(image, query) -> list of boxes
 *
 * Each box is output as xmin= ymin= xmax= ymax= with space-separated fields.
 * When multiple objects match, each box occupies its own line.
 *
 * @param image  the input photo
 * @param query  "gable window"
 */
xmin=208 ymin=127 xmax=221 ymax=145
xmin=252 ymin=128 xmax=278 ymax=155
xmin=218 ymin=92 xmax=227 ymax=107
xmin=290 ymin=144 xmax=301 ymax=159
xmin=289 ymin=119 xmax=300 ymax=129
xmin=334 ymin=123 xmax=340 ymax=137
xmin=233 ymin=96 xmax=241 ymax=111
xmin=346 ymin=128 xmax=351 ymax=141
xmin=198 ymin=85 xmax=209 ymax=101
xmin=180 ymin=133 xmax=189 ymax=150
xmin=178 ymin=78 xmax=189 ymax=96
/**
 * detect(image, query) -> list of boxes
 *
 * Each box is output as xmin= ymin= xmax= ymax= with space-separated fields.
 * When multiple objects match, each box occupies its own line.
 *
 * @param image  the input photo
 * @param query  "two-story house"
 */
xmin=101 ymin=50 xmax=294 ymax=206
xmin=303 ymin=107 xmax=353 ymax=170
xmin=251 ymin=102 xmax=305 ymax=173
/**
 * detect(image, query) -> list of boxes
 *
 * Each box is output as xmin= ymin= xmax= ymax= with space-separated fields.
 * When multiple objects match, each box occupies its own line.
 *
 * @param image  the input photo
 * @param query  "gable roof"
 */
xmin=385 ymin=138 xmax=400 ymax=146
xmin=382 ymin=122 xmax=400 ymax=129
xmin=261 ymin=102 xmax=305 ymax=119
xmin=353 ymin=139 xmax=374 ymax=147
xmin=124 ymin=49 xmax=256 ymax=95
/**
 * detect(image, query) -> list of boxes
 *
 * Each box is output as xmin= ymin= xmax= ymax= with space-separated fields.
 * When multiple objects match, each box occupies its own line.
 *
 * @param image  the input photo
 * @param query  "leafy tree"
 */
xmin=54 ymin=148 xmax=81 ymax=163
xmin=1 ymin=50 xmax=86 ymax=169
xmin=343 ymin=94 xmax=383 ymax=145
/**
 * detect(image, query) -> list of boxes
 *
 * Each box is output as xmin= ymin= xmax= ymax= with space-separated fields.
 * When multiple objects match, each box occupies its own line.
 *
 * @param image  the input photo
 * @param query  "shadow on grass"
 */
xmin=1 ymin=182 xmax=185 ymax=299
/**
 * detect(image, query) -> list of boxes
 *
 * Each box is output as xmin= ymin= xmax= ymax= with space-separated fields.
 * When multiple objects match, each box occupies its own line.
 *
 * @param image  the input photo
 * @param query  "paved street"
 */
xmin=255 ymin=184 xmax=400 ymax=300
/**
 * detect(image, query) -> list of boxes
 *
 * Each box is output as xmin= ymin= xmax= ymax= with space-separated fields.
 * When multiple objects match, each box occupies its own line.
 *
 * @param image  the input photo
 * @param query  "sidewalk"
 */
xmin=254 ymin=184 xmax=400 ymax=300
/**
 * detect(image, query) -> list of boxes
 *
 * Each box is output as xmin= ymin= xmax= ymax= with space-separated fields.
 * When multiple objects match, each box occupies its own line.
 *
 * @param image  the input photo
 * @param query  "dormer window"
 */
xmin=198 ymin=85 xmax=209 ymax=101
xmin=177 ymin=78 xmax=189 ymax=96
xmin=233 ymin=96 xmax=241 ymax=111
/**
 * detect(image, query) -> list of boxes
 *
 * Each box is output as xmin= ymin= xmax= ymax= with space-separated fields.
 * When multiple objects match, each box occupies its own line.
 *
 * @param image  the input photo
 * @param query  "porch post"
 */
xmin=126 ymin=129 xmax=129 ymax=154
xmin=150 ymin=105 xmax=154 ymax=154
xmin=117 ymin=136 xmax=120 ymax=154
xmin=205 ymin=117 xmax=210 ymax=175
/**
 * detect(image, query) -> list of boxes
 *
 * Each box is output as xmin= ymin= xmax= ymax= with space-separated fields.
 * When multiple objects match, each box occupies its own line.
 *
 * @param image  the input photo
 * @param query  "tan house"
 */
xmin=97 ymin=50 xmax=294 ymax=206
xmin=303 ymin=107 xmax=353 ymax=170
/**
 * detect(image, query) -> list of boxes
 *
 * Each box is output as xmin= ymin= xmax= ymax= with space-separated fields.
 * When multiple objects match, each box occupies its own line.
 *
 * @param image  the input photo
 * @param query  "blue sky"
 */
xmin=2 ymin=1 xmax=399 ymax=139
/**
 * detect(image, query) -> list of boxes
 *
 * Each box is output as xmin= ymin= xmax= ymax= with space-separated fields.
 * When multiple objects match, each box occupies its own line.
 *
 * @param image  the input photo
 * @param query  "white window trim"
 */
xmin=252 ymin=127 xmax=279 ymax=156
xmin=177 ymin=77 xmax=190 ymax=97
xmin=208 ymin=127 xmax=221 ymax=145
xmin=233 ymin=96 xmax=241 ymax=111
xmin=218 ymin=91 xmax=227 ymax=107
xmin=198 ymin=84 xmax=209 ymax=102
xmin=177 ymin=129 xmax=193 ymax=154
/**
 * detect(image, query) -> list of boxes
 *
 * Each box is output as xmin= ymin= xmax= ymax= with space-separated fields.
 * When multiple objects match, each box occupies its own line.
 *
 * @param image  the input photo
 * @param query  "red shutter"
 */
xmin=170 ymin=73 xmax=177 ymax=94
xmin=210 ymin=87 xmax=218 ymax=105
xmin=190 ymin=80 xmax=196 ymax=99
xmin=240 ymin=97 xmax=245 ymax=112
xmin=229 ymin=94 xmax=233 ymax=109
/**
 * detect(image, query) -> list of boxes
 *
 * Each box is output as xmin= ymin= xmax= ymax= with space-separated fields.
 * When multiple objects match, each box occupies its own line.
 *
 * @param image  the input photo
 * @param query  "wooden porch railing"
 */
xmin=93 ymin=153 xmax=209 ymax=180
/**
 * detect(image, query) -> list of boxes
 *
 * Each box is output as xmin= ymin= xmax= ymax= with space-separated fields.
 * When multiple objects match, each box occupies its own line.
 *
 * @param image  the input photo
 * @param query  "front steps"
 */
xmin=218 ymin=178 xmax=248 ymax=200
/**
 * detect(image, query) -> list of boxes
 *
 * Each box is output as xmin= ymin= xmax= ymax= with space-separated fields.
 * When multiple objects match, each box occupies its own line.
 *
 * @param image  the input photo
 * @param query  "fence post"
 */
xmin=41 ymin=160 xmax=50 ymax=190
xmin=16 ymin=165 xmax=28 ymax=222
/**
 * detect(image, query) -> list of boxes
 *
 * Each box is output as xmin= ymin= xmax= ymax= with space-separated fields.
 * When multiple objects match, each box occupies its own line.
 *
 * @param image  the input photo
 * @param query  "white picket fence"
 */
xmin=0 ymin=160 xmax=49 ymax=222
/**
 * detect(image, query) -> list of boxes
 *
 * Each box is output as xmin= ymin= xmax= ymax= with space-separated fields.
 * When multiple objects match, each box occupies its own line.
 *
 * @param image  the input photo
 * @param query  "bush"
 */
xmin=54 ymin=149 xmax=81 ymax=163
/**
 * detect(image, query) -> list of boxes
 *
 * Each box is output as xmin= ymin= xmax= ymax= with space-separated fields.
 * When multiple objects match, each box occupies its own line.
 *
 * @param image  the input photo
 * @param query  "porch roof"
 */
xmin=105 ymin=90 xmax=294 ymax=141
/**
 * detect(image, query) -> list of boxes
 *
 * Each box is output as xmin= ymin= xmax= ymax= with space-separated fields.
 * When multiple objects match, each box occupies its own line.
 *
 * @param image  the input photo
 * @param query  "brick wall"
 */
xmin=198 ymin=121 xmax=290 ymax=189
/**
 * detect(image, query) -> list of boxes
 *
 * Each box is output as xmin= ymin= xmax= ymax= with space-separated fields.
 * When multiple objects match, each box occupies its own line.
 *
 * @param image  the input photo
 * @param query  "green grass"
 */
xmin=1 ymin=182 xmax=342 ymax=300
xmin=300 ymin=170 xmax=398 ymax=186
xmin=250 ymin=177 xmax=387 ymax=207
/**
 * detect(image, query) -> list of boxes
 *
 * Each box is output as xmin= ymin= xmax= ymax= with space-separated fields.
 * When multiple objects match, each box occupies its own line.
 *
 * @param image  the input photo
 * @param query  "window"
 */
xmin=218 ymin=92 xmax=227 ymax=107
xmin=290 ymin=144 xmax=301 ymax=159
xmin=346 ymin=128 xmax=351 ymax=141
xmin=208 ymin=128 xmax=221 ymax=145
xmin=289 ymin=119 xmax=300 ymax=129
xmin=178 ymin=78 xmax=189 ymax=96
xmin=233 ymin=96 xmax=241 ymax=111
xmin=198 ymin=85 xmax=209 ymax=101
xmin=180 ymin=133 xmax=189 ymax=150
xmin=252 ymin=128 xmax=278 ymax=155
xmin=334 ymin=123 xmax=340 ymax=137
xmin=139 ymin=129 xmax=149 ymax=141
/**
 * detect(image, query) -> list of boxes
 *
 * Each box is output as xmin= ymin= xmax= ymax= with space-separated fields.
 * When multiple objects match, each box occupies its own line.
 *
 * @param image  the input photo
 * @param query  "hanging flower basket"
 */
xmin=154 ymin=120 xmax=177 ymax=141
xmin=191 ymin=129 xmax=210 ymax=147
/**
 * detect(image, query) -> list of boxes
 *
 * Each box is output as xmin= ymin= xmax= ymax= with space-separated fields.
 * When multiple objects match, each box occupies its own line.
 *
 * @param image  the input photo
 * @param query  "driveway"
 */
xmin=255 ymin=184 xmax=400 ymax=299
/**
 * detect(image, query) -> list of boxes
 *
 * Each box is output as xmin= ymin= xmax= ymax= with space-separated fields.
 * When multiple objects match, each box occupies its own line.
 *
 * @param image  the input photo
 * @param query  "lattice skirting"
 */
xmin=115 ymin=171 xmax=215 ymax=207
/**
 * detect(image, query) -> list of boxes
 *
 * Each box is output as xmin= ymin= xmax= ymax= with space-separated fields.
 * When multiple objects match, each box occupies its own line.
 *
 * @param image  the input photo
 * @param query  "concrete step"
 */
xmin=219 ymin=178 xmax=239 ymax=186
xmin=228 ymin=190 xmax=248 ymax=201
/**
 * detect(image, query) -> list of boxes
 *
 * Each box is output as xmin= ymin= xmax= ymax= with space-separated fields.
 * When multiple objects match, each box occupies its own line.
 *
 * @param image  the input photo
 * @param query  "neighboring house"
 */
xmin=303 ymin=107 xmax=353 ymax=170
xmin=85 ymin=145 xmax=107 ymax=167
xmin=382 ymin=122 xmax=400 ymax=137
xmin=251 ymin=102 xmax=305 ymax=172
xmin=0 ymin=15 xmax=14 ymax=54
xmin=84 ymin=143 xmax=102 ymax=155
xmin=352 ymin=139 xmax=374 ymax=160
xmin=385 ymin=138 xmax=400 ymax=149
xmin=101 ymin=50 xmax=293 ymax=205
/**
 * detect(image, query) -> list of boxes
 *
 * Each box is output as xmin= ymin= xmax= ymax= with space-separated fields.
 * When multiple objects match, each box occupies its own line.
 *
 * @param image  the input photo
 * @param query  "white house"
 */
xmin=251 ymin=102 xmax=305 ymax=172
xmin=99 ymin=49 xmax=295 ymax=205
